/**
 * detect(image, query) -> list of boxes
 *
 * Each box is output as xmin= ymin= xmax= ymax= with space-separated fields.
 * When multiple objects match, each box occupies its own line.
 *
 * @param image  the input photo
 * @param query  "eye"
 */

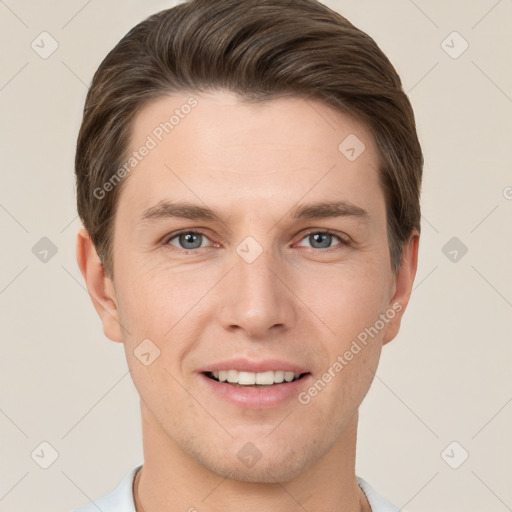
xmin=165 ymin=230 xmax=212 ymax=251
xmin=296 ymin=230 xmax=348 ymax=250
xmin=163 ymin=229 xmax=349 ymax=253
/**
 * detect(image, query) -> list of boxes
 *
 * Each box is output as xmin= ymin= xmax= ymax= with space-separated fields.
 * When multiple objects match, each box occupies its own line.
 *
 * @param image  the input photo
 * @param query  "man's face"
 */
xmin=106 ymin=90 xmax=407 ymax=482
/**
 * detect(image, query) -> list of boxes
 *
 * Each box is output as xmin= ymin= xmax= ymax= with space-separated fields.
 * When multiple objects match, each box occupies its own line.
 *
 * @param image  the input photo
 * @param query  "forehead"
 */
xmin=118 ymin=90 xmax=383 ymax=222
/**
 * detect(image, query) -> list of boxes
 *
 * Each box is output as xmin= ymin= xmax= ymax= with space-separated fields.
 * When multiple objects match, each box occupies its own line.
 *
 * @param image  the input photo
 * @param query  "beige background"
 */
xmin=1 ymin=1 xmax=511 ymax=511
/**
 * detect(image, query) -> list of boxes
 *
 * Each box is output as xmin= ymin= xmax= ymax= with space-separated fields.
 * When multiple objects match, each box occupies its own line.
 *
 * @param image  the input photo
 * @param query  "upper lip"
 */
xmin=200 ymin=358 xmax=309 ymax=374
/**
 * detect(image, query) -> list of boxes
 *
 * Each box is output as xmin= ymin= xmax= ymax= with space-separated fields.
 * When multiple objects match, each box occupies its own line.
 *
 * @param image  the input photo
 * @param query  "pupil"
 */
xmin=311 ymin=233 xmax=331 ymax=249
xmin=181 ymin=232 xmax=201 ymax=249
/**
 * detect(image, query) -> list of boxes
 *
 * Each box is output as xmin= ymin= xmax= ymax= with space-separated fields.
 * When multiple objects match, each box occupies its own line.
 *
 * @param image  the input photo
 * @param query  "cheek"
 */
xmin=114 ymin=264 xmax=210 ymax=370
xmin=114 ymin=255 xmax=187 ymax=328
xmin=298 ymin=259 xmax=389 ymax=408
xmin=303 ymin=259 xmax=391 ymax=339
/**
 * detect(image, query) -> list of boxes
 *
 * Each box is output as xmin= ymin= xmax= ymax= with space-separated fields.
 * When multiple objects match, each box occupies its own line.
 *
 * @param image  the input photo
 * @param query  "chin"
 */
xmin=189 ymin=437 xmax=323 ymax=484
xmin=208 ymin=456 xmax=309 ymax=483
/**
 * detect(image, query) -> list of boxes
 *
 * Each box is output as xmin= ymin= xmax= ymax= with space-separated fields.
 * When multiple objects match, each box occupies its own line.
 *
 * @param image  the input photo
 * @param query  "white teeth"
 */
xmin=238 ymin=371 xmax=256 ymax=385
xmin=256 ymin=371 xmax=274 ymax=385
xmin=213 ymin=370 xmax=302 ymax=385
xmin=284 ymin=371 xmax=295 ymax=382
xmin=273 ymin=370 xmax=285 ymax=383
xmin=227 ymin=369 xmax=238 ymax=383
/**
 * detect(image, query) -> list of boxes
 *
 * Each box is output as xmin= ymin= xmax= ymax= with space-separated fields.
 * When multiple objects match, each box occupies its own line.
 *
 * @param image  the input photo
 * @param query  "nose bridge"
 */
xmin=218 ymin=234 xmax=293 ymax=337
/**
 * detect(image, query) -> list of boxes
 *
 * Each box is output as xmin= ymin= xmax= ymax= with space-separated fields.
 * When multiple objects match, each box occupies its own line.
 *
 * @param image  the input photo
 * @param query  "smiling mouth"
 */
xmin=204 ymin=370 xmax=309 ymax=387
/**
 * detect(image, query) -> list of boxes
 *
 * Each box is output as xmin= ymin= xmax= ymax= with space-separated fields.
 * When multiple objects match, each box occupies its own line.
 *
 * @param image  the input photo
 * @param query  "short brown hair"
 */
xmin=75 ymin=0 xmax=423 ymax=278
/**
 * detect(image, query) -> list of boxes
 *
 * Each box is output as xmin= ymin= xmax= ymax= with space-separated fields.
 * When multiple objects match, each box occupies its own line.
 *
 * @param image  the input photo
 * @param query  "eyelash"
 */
xmin=163 ymin=229 xmax=350 ymax=253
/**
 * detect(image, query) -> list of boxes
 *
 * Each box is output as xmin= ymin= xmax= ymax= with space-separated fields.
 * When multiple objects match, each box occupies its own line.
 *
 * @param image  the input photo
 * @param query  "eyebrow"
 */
xmin=137 ymin=199 xmax=370 ymax=226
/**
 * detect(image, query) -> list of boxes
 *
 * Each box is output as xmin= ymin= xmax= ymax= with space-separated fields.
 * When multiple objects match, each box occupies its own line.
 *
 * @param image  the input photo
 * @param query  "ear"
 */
xmin=382 ymin=230 xmax=420 ymax=345
xmin=76 ymin=226 xmax=124 ymax=343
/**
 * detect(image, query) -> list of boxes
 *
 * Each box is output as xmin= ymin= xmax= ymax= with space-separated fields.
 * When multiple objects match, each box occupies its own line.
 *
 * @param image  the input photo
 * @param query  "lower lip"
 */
xmin=199 ymin=373 xmax=312 ymax=409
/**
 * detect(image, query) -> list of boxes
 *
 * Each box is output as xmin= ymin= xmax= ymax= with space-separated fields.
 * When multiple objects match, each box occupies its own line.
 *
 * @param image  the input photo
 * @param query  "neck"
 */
xmin=135 ymin=402 xmax=371 ymax=512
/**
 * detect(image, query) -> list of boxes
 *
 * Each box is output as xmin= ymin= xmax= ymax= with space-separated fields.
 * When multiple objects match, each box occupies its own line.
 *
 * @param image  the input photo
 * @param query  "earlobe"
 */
xmin=76 ymin=226 xmax=124 ymax=343
xmin=382 ymin=231 xmax=420 ymax=345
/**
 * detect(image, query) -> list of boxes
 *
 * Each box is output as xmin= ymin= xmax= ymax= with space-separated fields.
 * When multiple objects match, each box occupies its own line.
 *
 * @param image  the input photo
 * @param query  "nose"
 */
xmin=216 ymin=241 xmax=296 ymax=339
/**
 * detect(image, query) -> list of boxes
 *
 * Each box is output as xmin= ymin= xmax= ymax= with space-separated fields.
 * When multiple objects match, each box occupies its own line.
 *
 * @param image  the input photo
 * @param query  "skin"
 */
xmin=77 ymin=90 xmax=419 ymax=512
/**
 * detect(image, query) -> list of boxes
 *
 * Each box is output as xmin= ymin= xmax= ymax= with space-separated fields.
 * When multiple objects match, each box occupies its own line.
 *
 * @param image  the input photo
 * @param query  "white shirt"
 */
xmin=71 ymin=465 xmax=404 ymax=512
